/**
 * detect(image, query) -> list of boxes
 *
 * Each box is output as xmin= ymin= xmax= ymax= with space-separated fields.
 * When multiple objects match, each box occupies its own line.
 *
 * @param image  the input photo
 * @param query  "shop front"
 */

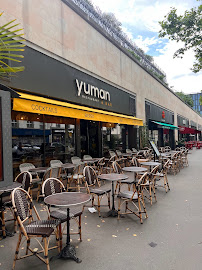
xmin=145 ymin=101 xmax=177 ymax=149
xmin=9 ymin=46 xmax=143 ymax=175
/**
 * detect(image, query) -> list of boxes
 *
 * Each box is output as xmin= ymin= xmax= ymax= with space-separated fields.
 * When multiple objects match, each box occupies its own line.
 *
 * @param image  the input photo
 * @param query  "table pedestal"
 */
xmin=58 ymin=208 xmax=81 ymax=263
xmin=103 ymin=181 xmax=118 ymax=218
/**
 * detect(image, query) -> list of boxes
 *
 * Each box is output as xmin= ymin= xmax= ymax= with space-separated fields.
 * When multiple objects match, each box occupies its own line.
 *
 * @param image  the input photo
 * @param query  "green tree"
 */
xmin=159 ymin=1 xmax=202 ymax=73
xmin=0 ymin=12 xmax=25 ymax=79
xmin=175 ymin=91 xmax=194 ymax=107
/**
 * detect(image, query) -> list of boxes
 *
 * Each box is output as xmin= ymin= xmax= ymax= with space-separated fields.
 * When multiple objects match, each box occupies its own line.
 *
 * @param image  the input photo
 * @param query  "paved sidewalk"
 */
xmin=1 ymin=149 xmax=202 ymax=270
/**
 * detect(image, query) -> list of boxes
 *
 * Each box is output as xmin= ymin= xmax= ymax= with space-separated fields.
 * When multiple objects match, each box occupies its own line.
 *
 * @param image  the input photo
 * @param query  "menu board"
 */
xmin=149 ymin=140 xmax=160 ymax=157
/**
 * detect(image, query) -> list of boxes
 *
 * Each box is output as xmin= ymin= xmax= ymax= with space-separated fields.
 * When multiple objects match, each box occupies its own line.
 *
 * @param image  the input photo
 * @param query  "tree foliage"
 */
xmin=159 ymin=1 xmax=202 ymax=73
xmin=0 ymin=12 xmax=25 ymax=79
xmin=175 ymin=91 xmax=194 ymax=107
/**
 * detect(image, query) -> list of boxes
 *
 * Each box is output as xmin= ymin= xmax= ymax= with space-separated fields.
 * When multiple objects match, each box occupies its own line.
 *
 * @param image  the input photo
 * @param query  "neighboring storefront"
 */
xmin=145 ymin=100 xmax=177 ymax=149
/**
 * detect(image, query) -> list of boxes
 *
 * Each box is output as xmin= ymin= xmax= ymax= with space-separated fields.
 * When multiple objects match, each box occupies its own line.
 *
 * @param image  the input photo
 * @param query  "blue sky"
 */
xmin=92 ymin=0 xmax=202 ymax=94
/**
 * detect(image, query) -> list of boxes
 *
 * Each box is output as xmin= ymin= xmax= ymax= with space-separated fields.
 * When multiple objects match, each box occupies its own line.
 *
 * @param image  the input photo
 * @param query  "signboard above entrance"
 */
xmin=10 ymin=46 xmax=136 ymax=116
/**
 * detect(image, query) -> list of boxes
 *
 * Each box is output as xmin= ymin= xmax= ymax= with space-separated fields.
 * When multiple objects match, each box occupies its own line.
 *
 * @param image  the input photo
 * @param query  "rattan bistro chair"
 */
xmin=117 ymin=172 xmax=149 ymax=224
xmin=142 ymin=165 xmax=160 ymax=205
xmin=83 ymin=166 xmax=111 ymax=217
xmin=0 ymin=171 xmax=32 ymax=238
xmin=42 ymin=178 xmax=83 ymax=245
xmin=155 ymin=159 xmax=170 ymax=193
xmin=112 ymin=161 xmax=135 ymax=193
xmin=12 ymin=188 xmax=60 ymax=270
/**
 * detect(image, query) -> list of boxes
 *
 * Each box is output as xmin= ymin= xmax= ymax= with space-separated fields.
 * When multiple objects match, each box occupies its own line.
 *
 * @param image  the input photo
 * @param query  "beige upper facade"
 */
xmin=2 ymin=0 xmax=202 ymax=137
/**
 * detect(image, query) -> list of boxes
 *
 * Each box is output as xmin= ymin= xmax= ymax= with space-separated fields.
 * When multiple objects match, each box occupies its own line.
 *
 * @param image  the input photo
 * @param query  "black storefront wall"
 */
xmin=9 ymin=46 xmax=138 ymax=157
xmin=177 ymin=115 xmax=189 ymax=141
xmin=9 ymin=46 xmax=136 ymax=117
xmin=145 ymin=101 xmax=175 ymax=149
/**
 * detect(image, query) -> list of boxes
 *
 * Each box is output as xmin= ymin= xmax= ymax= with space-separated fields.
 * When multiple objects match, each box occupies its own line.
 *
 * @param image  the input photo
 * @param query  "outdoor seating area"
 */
xmin=0 ymin=142 xmax=197 ymax=270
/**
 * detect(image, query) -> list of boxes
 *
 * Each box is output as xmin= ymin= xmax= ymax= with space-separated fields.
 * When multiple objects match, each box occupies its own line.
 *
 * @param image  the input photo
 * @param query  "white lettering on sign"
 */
xmin=76 ymin=79 xmax=111 ymax=101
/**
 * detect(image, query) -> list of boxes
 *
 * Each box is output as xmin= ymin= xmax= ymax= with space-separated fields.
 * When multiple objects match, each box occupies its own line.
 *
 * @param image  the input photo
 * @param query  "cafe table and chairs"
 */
xmin=42 ymin=178 xmax=83 ymax=247
xmin=98 ymin=172 xmax=129 ymax=217
xmin=112 ymin=161 xmax=136 ymax=193
xmin=83 ymin=166 xmax=111 ymax=217
xmin=44 ymin=191 xmax=90 ymax=263
xmin=12 ymin=187 xmax=61 ymax=270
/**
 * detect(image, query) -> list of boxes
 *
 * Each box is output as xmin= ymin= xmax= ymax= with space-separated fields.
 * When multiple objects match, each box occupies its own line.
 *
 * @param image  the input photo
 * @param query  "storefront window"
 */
xmin=12 ymin=111 xmax=75 ymax=177
xmin=102 ymin=123 xmax=124 ymax=156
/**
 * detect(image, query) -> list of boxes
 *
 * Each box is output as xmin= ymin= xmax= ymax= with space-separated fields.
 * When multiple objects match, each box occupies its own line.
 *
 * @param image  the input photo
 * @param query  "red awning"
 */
xmin=179 ymin=126 xmax=201 ymax=134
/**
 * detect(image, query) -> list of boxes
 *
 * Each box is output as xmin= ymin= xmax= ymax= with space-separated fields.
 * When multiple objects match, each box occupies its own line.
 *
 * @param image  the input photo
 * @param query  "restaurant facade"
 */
xmin=1 ymin=0 xmax=202 ymax=182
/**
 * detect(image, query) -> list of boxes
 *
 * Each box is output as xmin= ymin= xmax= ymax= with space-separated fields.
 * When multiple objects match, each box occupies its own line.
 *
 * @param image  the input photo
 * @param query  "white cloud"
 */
xmin=154 ymin=40 xmax=202 ymax=93
xmin=133 ymin=35 xmax=159 ymax=53
xmin=91 ymin=0 xmax=202 ymax=93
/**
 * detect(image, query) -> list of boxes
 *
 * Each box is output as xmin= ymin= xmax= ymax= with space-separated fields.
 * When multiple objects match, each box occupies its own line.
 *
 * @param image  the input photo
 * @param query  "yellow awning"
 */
xmin=13 ymin=92 xmax=143 ymax=126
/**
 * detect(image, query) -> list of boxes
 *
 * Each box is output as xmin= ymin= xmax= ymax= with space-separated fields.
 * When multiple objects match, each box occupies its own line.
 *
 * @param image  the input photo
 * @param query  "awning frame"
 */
xmin=152 ymin=121 xmax=178 ymax=130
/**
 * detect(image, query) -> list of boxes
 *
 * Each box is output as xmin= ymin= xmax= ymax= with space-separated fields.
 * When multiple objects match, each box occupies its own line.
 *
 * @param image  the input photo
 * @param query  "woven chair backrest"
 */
xmin=150 ymin=165 xmax=160 ymax=181
xmin=109 ymin=155 xmax=116 ymax=162
xmin=112 ymin=161 xmax=122 ymax=174
xmin=132 ymin=148 xmax=137 ymax=153
xmin=50 ymin=160 xmax=63 ymax=168
xmin=19 ymin=163 xmax=35 ymax=172
xmin=126 ymin=149 xmax=132 ymax=154
xmin=131 ymin=157 xmax=140 ymax=167
xmin=137 ymin=172 xmax=148 ymax=191
xmin=97 ymin=157 xmax=105 ymax=165
xmin=12 ymin=188 xmax=31 ymax=221
xmin=83 ymin=166 xmax=97 ymax=186
xmin=15 ymin=171 xmax=32 ymax=192
xmin=43 ymin=167 xmax=52 ymax=181
xmin=42 ymin=178 xmax=65 ymax=197
xmin=109 ymin=151 xmax=116 ymax=157
xmin=71 ymin=156 xmax=82 ymax=165
xmin=51 ymin=167 xmax=61 ymax=178
xmin=83 ymin=155 xmax=92 ymax=160
xmin=116 ymin=150 xmax=122 ymax=157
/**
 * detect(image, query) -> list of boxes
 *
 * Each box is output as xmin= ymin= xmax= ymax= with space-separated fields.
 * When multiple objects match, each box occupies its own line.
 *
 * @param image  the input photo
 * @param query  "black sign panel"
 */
xmin=10 ymin=46 xmax=136 ymax=116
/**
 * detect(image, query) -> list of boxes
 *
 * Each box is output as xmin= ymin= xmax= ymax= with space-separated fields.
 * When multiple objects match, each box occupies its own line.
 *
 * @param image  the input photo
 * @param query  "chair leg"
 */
xmin=79 ymin=215 xmax=82 ymax=242
xmin=36 ymin=184 xmax=42 ymax=202
xmin=153 ymin=185 xmax=157 ymax=202
xmin=141 ymin=195 xmax=148 ymax=218
xmin=59 ymin=223 xmax=62 ymax=251
xmin=97 ymin=196 xmax=101 ymax=217
xmin=138 ymin=198 xmax=143 ymax=224
xmin=12 ymin=233 xmax=22 ymax=270
xmin=117 ymin=198 xmax=121 ymax=219
xmin=44 ymin=237 xmax=50 ymax=270
xmin=149 ymin=185 xmax=152 ymax=205
xmin=26 ymin=239 xmax=30 ymax=255
xmin=107 ymin=193 xmax=111 ymax=209
xmin=1 ymin=210 xmax=6 ymax=238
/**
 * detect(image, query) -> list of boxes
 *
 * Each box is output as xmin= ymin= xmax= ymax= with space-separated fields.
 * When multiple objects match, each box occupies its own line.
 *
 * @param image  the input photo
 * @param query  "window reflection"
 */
xmin=12 ymin=111 xmax=75 ymax=177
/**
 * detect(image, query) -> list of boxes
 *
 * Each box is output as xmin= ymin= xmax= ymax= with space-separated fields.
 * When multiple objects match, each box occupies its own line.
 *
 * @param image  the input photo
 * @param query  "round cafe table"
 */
xmin=122 ymin=167 xmax=147 ymax=182
xmin=82 ymin=158 xmax=100 ymax=165
xmin=139 ymin=161 xmax=161 ymax=172
xmin=29 ymin=166 xmax=48 ymax=174
xmin=98 ymin=173 xmax=129 ymax=217
xmin=61 ymin=163 xmax=75 ymax=170
xmin=44 ymin=192 xmax=90 ymax=263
